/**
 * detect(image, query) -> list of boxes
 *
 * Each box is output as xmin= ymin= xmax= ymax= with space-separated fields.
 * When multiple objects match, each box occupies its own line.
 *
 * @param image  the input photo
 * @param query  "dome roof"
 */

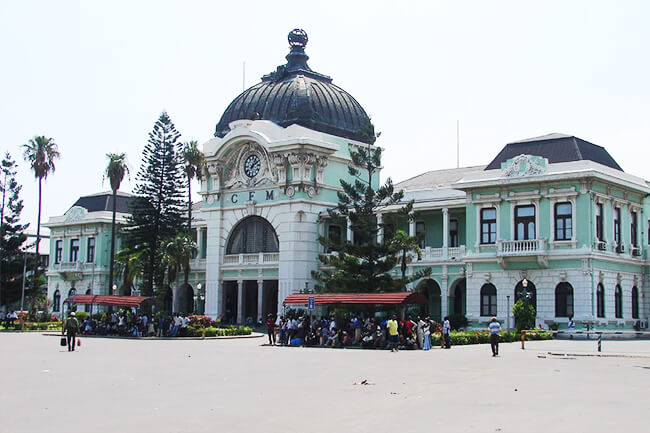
xmin=215 ymin=29 xmax=374 ymax=144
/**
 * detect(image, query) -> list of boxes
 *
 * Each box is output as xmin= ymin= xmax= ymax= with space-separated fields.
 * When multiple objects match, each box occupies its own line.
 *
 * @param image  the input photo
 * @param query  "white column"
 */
xmin=347 ymin=217 xmax=354 ymax=244
xmin=257 ymin=279 xmax=264 ymax=321
xmin=377 ymin=213 xmax=383 ymax=244
xmin=237 ymin=280 xmax=244 ymax=324
xmin=409 ymin=216 xmax=416 ymax=237
xmin=442 ymin=208 xmax=449 ymax=249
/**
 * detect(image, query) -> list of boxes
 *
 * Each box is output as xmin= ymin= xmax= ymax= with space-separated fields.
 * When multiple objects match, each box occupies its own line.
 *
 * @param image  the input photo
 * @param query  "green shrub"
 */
xmin=512 ymin=299 xmax=536 ymax=333
xmin=74 ymin=312 xmax=89 ymax=321
xmin=429 ymin=330 xmax=553 ymax=346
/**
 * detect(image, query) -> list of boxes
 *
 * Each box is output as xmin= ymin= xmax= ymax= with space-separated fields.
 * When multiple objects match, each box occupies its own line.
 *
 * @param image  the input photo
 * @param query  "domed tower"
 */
xmin=200 ymin=30 xmax=377 ymax=322
xmin=215 ymin=29 xmax=375 ymax=144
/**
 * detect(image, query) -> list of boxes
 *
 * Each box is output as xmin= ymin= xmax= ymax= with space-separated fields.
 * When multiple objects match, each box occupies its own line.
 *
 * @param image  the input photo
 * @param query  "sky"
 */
xmin=1 ymin=0 xmax=649 ymax=235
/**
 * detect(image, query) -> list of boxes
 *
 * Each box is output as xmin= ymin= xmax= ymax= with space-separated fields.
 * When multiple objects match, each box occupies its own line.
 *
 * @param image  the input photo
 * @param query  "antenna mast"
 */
xmin=456 ymin=120 xmax=460 ymax=168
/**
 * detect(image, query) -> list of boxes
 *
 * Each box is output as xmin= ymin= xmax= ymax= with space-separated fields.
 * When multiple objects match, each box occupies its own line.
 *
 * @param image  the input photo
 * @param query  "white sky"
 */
xmin=2 ymin=0 xmax=649 ymax=234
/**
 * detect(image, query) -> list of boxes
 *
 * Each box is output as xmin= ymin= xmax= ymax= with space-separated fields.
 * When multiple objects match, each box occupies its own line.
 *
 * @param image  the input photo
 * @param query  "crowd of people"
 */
xmin=0 ymin=311 xmax=20 ymax=328
xmin=265 ymin=313 xmax=450 ymax=350
xmin=75 ymin=311 xmax=206 ymax=337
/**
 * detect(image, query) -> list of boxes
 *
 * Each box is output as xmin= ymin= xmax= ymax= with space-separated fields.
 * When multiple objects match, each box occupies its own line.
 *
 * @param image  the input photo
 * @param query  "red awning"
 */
xmin=283 ymin=292 xmax=427 ymax=306
xmin=64 ymin=295 xmax=152 ymax=308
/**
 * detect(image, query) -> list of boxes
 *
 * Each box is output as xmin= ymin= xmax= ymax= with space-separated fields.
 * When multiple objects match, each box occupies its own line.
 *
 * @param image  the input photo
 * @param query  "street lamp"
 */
xmin=522 ymin=278 xmax=530 ymax=303
xmin=194 ymin=283 xmax=204 ymax=314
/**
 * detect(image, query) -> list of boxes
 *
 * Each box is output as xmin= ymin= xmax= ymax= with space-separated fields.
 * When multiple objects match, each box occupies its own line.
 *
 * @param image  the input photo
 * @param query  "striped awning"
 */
xmin=64 ymin=295 xmax=152 ymax=308
xmin=283 ymin=292 xmax=427 ymax=306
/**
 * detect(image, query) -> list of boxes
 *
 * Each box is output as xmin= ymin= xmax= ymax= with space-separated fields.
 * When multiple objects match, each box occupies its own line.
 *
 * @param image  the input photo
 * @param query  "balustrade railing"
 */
xmin=497 ymin=239 xmax=546 ymax=255
xmin=223 ymin=252 xmax=280 ymax=265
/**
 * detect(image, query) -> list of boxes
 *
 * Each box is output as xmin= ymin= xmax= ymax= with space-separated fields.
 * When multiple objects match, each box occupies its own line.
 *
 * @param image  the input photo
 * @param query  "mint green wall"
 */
xmin=465 ymin=202 xmax=477 ymax=252
xmin=576 ymin=192 xmax=591 ymax=245
xmin=499 ymin=203 xmax=510 ymax=240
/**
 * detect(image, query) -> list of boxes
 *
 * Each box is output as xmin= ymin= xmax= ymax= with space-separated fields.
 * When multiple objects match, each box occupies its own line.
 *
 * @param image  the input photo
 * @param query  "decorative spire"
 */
xmin=285 ymin=28 xmax=310 ymax=72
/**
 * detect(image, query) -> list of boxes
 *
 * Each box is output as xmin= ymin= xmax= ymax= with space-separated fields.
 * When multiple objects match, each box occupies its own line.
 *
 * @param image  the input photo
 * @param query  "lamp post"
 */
xmin=194 ymin=283 xmax=204 ymax=314
xmin=506 ymin=295 xmax=511 ymax=330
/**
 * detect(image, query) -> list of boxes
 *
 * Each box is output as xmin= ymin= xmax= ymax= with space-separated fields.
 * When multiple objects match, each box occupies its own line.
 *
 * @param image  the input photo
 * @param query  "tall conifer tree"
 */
xmin=313 ymin=123 xmax=429 ymax=293
xmin=0 ymin=152 xmax=28 ymax=306
xmin=127 ymin=112 xmax=186 ymax=296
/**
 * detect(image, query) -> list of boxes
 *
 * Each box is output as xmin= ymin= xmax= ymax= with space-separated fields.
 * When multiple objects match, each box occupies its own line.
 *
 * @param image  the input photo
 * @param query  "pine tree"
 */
xmin=126 ymin=112 xmax=187 ymax=297
xmin=312 ymin=123 xmax=429 ymax=293
xmin=0 ymin=152 xmax=28 ymax=306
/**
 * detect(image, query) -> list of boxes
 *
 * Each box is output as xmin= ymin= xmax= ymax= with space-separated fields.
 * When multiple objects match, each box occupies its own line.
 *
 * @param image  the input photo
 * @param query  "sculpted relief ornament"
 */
xmin=222 ymin=142 xmax=277 ymax=189
xmin=501 ymin=154 xmax=547 ymax=178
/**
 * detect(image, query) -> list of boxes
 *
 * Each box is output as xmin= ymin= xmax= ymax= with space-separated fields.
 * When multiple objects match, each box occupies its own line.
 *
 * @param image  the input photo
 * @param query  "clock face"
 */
xmin=244 ymin=154 xmax=261 ymax=178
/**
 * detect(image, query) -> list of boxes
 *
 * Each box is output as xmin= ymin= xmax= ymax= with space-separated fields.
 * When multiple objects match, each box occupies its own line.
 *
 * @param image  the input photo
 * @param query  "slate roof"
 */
xmin=485 ymin=133 xmax=623 ymax=171
xmin=70 ymin=191 xmax=134 ymax=214
xmin=215 ymin=30 xmax=373 ymax=144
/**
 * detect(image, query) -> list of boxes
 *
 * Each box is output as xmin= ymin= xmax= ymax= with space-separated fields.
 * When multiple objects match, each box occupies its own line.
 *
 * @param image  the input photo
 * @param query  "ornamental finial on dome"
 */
xmin=288 ymin=29 xmax=308 ymax=49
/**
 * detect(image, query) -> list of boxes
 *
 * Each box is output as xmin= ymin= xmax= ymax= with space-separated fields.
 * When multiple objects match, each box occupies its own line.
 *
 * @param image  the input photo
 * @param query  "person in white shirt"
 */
xmin=488 ymin=317 xmax=501 ymax=356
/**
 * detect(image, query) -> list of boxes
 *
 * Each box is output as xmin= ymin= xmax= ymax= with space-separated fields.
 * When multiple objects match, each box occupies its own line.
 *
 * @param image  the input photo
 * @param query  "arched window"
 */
xmin=515 ymin=280 xmax=537 ymax=311
xmin=596 ymin=284 xmax=605 ymax=318
xmin=68 ymin=288 xmax=76 ymax=297
xmin=615 ymin=285 xmax=623 ymax=318
xmin=555 ymin=282 xmax=574 ymax=317
xmin=53 ymin=290 xmax=61 ymax=312
xmin=480 ymin=283 xmax=497 ymax=317
xmin=226 ymin=216 xmax=279 ymax=254
xmin=631 ymin=287 xmax=639 ymax=319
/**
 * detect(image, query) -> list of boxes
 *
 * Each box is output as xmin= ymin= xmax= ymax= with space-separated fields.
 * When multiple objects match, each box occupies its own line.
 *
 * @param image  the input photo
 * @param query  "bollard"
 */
xmin=521 ymin=330 xmax=525 ymax=350
xmin=597 ymin=334 xmax=601 ymax=352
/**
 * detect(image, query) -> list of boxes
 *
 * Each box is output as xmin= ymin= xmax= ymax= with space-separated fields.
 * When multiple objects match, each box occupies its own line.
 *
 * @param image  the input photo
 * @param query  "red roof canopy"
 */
xmin=64 ymin=295 xmax=152 ymax=308
xmin=283 ymin=292 xmax=427 ymax=306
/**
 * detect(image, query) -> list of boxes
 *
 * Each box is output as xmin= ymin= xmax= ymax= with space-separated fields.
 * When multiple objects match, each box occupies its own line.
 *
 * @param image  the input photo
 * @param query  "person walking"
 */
xmin=63 ymin=312 xmax=79 ymax=352
xmin=443 ymin=316 xmax=451 ymax=349
xmin=489 ymin=316 xmax=501 ymax=356
xmin=266 ymin=314 xmax=276 ymax=345
xmin=387 ymin=315 xmax=400 ymax=352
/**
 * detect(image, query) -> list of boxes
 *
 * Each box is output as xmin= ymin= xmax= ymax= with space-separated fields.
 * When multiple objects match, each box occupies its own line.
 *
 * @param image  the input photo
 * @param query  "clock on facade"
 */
xmin=244 ymin=154 xmax=261 ymax=178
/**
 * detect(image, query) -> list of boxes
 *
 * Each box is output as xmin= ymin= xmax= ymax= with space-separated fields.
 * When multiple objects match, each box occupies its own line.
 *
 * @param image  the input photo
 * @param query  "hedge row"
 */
xmin=430 ymin=330 xmax=553 ymax=346
xmin=185 ymin=325 xmax=252 ymax=337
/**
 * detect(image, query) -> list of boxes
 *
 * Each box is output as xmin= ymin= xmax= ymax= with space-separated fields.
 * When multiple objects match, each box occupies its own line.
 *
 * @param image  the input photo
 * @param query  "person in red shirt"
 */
xmin=266 ymin=314 xmax=276 ymax=345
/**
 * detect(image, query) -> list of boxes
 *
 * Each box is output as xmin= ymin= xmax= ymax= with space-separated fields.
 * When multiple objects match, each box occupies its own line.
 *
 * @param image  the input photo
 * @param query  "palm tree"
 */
xmin=161 ymin=234 xmax=196 ymax=312
xmin=388 ymin=229 xmax=426 ymax=290
xmin=103 ymin=153 xmax=129 ymax=296
xmin=23 ymin=136 xmax=60 ymax=287
xmin=181 ymin=141 xmax=205 ymax=286
xmin=114 ymin=245 xmax=147 ymax=295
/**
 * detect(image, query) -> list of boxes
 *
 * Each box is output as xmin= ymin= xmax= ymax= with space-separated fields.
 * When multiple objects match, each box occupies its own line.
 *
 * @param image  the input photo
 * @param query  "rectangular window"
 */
xmin=415 ymin=221 xmax=425 ymax=249
xmin=70 ymin=239 xmax=79 ymax=262
xmin=596 ymin=203 xmax=603 ymax=241
xmin=613 ymin=207 xmax=621 ymax=246
xmin=327 ymin=225 xmax=342 ymax=253
xmin=480 ymin=208 xmax=497 ymax=244
xmin=87 ymin=237 xmax=95 ymax=263
xmin=630 ymin=211 xmax=638 ymax=247
xmin=554 ymin=202 xmax=572 ymax=241
xmin=55 ymin=240 xmax=62 ymax=264
xmin=201 ymin=229 xmax=208 ymax=259
xmin=449 ymin=219 xmax=459 ymax=248
xmin=515 ymin=205 xmax=536 ymax=240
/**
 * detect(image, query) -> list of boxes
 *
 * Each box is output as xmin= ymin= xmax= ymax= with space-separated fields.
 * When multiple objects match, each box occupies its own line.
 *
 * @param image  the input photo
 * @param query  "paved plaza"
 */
xmin=1 ymin=333 xmax=649 ymax=433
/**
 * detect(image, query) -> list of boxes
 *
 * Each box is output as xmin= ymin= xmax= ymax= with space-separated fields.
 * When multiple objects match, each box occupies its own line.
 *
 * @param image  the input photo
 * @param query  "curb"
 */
xmin=41 ymin=332 xmax=265 ymax=341
xmin=543 ymin=351 xmax=650 ymax=359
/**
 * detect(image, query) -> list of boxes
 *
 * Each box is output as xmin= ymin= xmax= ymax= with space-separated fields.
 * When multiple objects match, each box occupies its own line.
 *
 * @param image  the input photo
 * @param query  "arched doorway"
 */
xmin=163 ymin=288 xmax=173 ymax=313
xmin=178 ymin=284 xmax=194 ymax=314
xmin=416 ymin=279 xmax=442 ymax=321
xmin=449 ymin=278 xmax=466 ymax=316
xmin=515 ymin=280 xmax=537 ymax=311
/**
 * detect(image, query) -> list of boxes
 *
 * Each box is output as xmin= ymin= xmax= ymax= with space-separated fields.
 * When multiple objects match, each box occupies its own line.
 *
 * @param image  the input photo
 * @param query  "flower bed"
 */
xmin=431 ymin=330 xmax=553 ymax=346
xmin=0 ymin=321 xmax=62 ymax=331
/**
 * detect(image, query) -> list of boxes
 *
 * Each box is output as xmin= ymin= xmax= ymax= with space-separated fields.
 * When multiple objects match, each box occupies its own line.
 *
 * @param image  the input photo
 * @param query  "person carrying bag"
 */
xmin=62 ymin=312 xmax=80 ymax=352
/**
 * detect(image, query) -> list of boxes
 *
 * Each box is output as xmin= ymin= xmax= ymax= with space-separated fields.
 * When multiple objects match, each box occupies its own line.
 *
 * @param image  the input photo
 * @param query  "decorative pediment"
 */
xmin=64 ymin=206 xmax=87 ymax=223
xmin=501 ymin=154 xmax=548 ymax=178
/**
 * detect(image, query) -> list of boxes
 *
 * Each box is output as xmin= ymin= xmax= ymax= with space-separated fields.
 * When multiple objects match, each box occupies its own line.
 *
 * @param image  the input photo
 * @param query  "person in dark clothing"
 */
xmin=63 ymin=312 xmax=80 ymax=352
xmin=266 ymin=314 xmax=276 ymax=345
